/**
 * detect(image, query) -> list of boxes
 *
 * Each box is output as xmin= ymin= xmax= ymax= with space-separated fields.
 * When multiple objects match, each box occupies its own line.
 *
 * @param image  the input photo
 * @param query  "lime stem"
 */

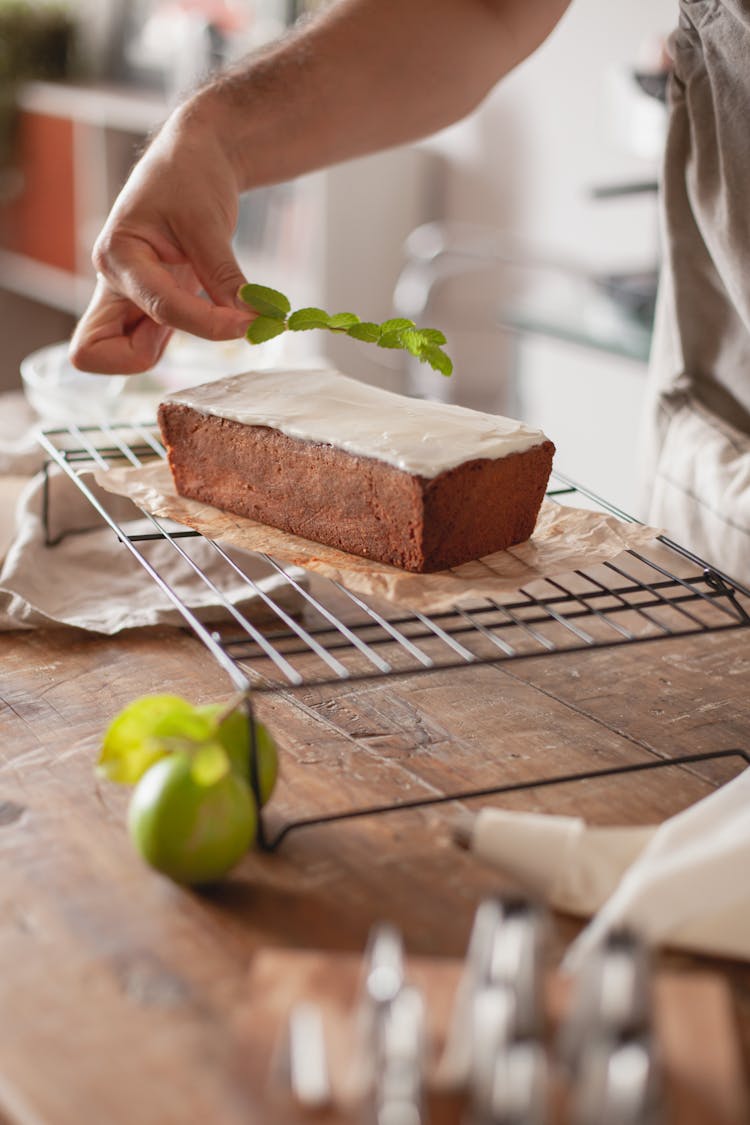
xmin=214 ymin=691 xmax=252 ymax=726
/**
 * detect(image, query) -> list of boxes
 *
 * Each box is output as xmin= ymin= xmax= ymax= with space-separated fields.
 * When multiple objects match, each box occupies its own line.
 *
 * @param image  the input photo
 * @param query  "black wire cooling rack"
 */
xmin=37 ymin=420 xmax=750 ymax=849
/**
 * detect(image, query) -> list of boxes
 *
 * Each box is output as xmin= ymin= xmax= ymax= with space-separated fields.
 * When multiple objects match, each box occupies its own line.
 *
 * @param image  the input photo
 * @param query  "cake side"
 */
xmin=158 ymin=403 xmax=429 ymax=570
xmin=158 ymin=401 xmax=555 ymax=573
xmin=420 ymin=441 xmax=556 ymax=571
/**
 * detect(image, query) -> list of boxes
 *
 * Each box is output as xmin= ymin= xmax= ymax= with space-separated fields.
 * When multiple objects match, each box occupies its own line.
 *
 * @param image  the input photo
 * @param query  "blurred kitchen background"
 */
xmin=0 ymin=0 xmax=675 ymax=512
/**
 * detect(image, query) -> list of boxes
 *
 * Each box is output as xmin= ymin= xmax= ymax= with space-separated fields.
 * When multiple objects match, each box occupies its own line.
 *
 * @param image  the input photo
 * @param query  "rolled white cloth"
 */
xmin=462 ymin=768 xmax=750 ymax=965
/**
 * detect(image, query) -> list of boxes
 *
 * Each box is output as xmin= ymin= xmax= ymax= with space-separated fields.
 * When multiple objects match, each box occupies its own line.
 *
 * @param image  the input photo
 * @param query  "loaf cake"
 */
xmin=157 ymin=369 xmax=555 ymax=573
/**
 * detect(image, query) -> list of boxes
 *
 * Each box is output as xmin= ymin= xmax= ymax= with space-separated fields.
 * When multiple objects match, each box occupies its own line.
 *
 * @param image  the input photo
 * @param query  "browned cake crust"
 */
xmin=158 ymin=402 xmax=555 ymax=573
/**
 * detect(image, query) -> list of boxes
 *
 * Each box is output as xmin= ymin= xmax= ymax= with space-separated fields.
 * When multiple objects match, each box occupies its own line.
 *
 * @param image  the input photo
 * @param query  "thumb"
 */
xmin=186 ymin=230 xmax=249 ymax=311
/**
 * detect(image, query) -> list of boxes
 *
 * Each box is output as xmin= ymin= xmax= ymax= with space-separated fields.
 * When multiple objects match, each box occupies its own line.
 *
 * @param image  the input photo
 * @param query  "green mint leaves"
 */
xmin=240 ymin=283 xmax=290 ymax=319
xmin=287 ymin=307 xmax=331 ymax=331
xmin=238 ymin=283 xmax=453 ymax=376
xmin=246 ymin=316 xmax=287 ymax=344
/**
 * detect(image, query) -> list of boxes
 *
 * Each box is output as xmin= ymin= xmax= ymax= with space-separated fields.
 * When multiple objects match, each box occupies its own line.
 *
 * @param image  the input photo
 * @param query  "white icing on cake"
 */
xmin=162 ymin=369 xmax=550 ymax=479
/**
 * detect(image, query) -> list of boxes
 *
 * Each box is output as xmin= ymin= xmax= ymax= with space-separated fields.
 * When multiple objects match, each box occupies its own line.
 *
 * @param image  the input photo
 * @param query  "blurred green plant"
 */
xmin=0 ymin=2 xmax=76 ymax=173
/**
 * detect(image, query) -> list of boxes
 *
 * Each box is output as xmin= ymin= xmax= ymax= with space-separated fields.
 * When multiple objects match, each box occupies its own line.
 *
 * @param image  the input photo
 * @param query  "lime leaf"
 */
xmin=347 ymin=321 xmax=381 ymax=343
xmin=419 ymin=328 xmax=447 ymax=346
xmin=420 ymin=344 xmax=453 ymax=376
xmin=288 ymin=307 xmax=332 ymax=330
xmin=98 ymin=694 xmax=210 ymax=785
xmin=190 ymin=741 xmax=231 ymax=787
xmin=238 ymin=283 xmax=290 ymax=318
xmin=377 ymin=330 xmax=407 ymax=350
xmin=380 ymin=318 xmax=415 ymax=334
xmin=328 ymin=312 xmax=360 ymax=330
xmin=99 ymin=738 xmax=163 ymax=786
xmin=246 ymin=316 xmax=287 ymax=344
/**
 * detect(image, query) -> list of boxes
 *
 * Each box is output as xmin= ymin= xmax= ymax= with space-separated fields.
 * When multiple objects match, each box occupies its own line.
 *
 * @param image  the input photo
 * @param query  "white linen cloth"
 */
xmin=463 ymin=768 xmax=750 ymax=965
xmin=0 ymin=392 xmax=303 ymax=632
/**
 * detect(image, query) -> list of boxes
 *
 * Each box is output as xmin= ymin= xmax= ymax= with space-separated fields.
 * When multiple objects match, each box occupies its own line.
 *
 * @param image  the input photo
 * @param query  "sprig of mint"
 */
xmin=238 ymin=283 xmax=453 ymax=376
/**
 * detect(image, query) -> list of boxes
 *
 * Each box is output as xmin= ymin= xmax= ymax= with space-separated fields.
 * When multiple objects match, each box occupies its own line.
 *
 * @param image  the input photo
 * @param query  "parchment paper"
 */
xmin=95 ymin=460 xmax=662 ymax=613
xmin=0 ymin=460 xmax=304 ymax=633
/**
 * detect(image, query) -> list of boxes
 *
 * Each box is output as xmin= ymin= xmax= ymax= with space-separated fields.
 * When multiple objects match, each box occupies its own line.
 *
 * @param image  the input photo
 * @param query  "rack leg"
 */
xmin=243 ymin=694 xmax=270 ymax=851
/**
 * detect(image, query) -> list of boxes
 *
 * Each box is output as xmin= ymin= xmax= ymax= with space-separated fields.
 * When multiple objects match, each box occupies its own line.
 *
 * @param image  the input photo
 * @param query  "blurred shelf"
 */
xmin=0 ymin=250 xmax=92 ymax=315
xmin=1 ymin=81 xmax=168 ymax=316
xmin=16 ymin=80 xmax=167 ymax=133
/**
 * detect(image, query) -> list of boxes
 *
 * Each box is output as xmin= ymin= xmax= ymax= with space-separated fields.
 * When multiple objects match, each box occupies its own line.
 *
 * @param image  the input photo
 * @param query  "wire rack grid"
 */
xmin=36 ymin=420 xmax=750 ymax=849
xmin=37 ymin=420 xmax=750 ymax=694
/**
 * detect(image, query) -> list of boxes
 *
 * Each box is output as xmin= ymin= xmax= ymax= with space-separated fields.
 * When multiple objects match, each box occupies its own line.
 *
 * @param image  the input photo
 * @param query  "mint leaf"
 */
xmin=246 ymin=316 xmax=287 ymax=344
xmin=238 ymin=283 xmax=453 ymax=376
xmin=328 ymin=312 xmax=360 ymax=330
xmin=288 ymin=307 xmax=332 ymax=330
xmin=419 ymin=328 xmax=447 ymax=346
xmin=380 ymin=317 xmax=415 ymax=334
xmin=347 ymin=321 xmax=381 ymax=343
xmin=420 ymin=345 xmax=453 ymax=376
xmin=377 ymin=330 xmax=407 ymax=349
xmin=399 ymin=328 xmax=426 ymax=358
xmin=238 ymin=283 xmax=290 ymax=319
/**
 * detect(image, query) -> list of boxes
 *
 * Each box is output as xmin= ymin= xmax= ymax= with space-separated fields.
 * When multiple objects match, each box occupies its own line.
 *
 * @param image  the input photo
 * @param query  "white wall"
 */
xmin=424 ymin=0 xmax=675 ymax=267
xmin=311 ymin=2 xmax=676 ymax=377
xmin=403 ymin=0 xmax=677 ymax=511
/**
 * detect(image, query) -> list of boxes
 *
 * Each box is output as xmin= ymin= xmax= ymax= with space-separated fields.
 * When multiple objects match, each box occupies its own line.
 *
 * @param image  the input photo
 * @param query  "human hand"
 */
xmin=69 ymin=102 xmax=253 ymax=374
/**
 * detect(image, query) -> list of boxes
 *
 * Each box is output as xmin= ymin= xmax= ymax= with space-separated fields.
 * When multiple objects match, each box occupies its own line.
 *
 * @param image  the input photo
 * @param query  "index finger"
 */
xmin=117 ymin=250 xmax=253 ymax=341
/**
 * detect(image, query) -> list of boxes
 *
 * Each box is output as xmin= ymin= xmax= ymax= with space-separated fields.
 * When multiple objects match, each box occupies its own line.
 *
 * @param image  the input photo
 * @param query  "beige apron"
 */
xmin=640 ymin=0 xmax=750 ymax=583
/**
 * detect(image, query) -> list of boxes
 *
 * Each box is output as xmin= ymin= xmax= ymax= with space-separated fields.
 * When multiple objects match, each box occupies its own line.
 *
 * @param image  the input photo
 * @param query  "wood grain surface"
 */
xmin=1 ymin=623 xmax=749 ymax=1123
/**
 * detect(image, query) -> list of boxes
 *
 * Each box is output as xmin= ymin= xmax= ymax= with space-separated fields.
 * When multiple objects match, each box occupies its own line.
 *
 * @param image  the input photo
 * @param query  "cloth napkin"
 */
xmin=0 ymin=393 xmax=45 ymax=476
xmin=461 ymin=768 xmax=750 ymax=964
xmin=0 ymin=392 xmax=303 ymax=632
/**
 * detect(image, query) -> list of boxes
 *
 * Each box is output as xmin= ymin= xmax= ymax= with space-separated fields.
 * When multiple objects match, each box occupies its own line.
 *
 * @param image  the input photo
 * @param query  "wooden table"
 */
xmin=1 ymin=622 xmax=749 ymax=1123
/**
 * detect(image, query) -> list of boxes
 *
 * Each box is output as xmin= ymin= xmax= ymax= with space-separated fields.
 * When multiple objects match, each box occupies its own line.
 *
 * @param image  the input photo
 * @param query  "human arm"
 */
xmin=70 ymin=0 xmax=572 ymax=374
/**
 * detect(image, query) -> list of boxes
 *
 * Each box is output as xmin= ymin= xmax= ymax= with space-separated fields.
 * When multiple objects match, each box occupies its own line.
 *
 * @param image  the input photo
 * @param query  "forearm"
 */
xmin=183 ymin=0 xmax=572 ymax=191
xmin=69 ymin=0 xmax=572 ymax=373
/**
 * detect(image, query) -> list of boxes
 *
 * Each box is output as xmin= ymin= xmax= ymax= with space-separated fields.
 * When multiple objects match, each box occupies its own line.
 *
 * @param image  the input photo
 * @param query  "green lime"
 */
xmin=198 ymin=705 xmax=278 ymax=806
xmin=128 ymin=753 xmax=257 ymax=885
